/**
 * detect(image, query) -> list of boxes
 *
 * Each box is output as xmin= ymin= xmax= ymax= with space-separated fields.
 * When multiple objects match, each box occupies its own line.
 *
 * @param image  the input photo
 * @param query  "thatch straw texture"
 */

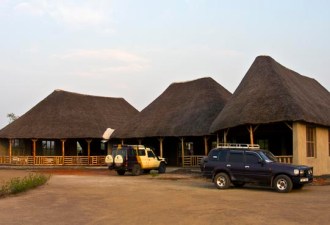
xmin=113 ymin=77 xmax=231 ymax=138
xmin=210 ymin=56 xmax=330 ymax=132
xmin=0 ymin=90 xmax=138 ymax=139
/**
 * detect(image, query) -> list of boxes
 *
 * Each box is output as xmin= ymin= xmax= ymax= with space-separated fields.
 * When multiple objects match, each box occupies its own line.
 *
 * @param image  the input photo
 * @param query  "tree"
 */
xmin=7 ymin=113 xmax=19 ymax=123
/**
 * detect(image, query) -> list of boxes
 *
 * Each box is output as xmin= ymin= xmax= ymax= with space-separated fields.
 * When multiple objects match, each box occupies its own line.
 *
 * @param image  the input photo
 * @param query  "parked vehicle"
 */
xmin=105 ymin=145 xmax=167 ymax=176
xmin=201 ymin=144 xmax=313 ymax=193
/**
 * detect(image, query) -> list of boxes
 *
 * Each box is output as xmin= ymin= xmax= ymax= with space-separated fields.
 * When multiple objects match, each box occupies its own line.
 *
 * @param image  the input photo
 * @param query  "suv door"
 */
xmin=227 ymin=150 xmax=245 ymax=181
xmin=146 ymin=150 xmax=160 ymax=169
xmin=203 ymin=149 xmax=228 ymax=178
xmin=137 ymin=149 xmax=148 ymax=169
xmin=244 ymin=151 xmax=272 ymax=184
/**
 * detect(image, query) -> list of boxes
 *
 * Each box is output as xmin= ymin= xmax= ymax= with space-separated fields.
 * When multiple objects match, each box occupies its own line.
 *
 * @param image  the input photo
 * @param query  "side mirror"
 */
xmin=258 ymin=159 xmax=265 ymax=165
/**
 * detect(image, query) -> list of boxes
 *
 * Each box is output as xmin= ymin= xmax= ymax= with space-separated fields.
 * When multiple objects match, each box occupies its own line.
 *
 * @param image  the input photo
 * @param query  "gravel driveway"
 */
xmin=0 ymin=168 xmax=329 ymax=225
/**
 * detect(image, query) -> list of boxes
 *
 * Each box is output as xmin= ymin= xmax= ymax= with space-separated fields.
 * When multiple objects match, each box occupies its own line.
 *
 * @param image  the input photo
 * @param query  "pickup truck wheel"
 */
xmin=132 ymin=164 xmax=141 ymax=176
xmin=158 ymin=162 xmax=166 ymax=174
xmin=274 ymin=175 xmax=293 ymax=193
xmin=214 ymin=173 xmax=230 ymax=189
xmin=117 ymin=170 xmax=125 ymax=176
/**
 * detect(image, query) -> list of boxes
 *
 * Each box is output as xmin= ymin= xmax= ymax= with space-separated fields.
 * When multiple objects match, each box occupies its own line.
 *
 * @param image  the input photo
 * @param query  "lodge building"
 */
xmin=0 ymin=56 xmax=329 ymax=175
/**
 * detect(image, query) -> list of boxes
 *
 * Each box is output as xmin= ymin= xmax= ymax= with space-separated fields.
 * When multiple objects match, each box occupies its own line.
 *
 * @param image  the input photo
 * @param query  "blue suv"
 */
xmin=201 ymin=144 xmax=313 ymax=193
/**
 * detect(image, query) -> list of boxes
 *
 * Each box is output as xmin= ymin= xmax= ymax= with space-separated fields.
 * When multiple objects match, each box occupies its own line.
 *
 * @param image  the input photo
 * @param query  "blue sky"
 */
xmin=0 ymin=0 xmax=329 ymax=128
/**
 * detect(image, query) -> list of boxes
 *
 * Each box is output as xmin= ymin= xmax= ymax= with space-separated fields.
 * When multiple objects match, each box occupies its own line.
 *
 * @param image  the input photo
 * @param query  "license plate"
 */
xmin=300 ymin=178 xmax=308 ymax=182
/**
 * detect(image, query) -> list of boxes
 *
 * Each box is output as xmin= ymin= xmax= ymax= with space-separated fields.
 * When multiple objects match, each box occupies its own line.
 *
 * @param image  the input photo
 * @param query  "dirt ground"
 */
xmin=0 ymin=167 xmax=330 ymax=225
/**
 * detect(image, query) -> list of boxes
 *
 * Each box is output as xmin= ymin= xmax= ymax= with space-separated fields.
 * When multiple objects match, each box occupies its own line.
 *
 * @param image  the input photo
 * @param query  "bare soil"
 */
xmin=0 ymin=168 xmax=329 ymax=225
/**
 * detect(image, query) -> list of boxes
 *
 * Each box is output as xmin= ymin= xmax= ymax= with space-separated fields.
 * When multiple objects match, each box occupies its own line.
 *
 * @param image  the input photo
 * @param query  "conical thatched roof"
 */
xmin=210 ymin=56 xmax=330 ymax=132
xmin=113 ymin=77 xmax=232 ymax=138
xmin=0 ymin=90 xmax=138 ymax=139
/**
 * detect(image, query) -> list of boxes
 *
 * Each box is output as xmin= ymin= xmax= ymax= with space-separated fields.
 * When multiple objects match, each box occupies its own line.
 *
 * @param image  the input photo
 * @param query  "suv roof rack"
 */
xmin=217 ymin=143 xmax=260 ymax=149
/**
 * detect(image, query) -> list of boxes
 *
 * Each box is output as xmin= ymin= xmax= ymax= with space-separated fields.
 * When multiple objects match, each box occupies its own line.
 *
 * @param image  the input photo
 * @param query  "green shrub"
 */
xmin=0 ymin=173 xmax=50 ymax=197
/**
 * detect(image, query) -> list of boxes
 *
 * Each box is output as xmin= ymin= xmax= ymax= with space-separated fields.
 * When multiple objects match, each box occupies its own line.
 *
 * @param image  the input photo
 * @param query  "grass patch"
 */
xmin=150 ymin=170 xmax=159 ymax=177
xmin=0 ymin=173 xmax=50 ymax=198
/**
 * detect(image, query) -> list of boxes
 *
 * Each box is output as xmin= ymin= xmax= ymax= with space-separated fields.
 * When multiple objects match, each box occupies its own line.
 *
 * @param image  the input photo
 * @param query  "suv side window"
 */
xmin=138 ymin=150 xmax=146 ymax=156
xmin=127 ymin=148 xmax=136 ymax=157
xmin=228 ymin=151 xmax=244 ymax=163
xmin=209 ymin=150 xmax=228 ymax=162
xmin=245 ymin=152 xmax=261 ymax=164
xmin=147 ymin=151 xmax=155 ymax=158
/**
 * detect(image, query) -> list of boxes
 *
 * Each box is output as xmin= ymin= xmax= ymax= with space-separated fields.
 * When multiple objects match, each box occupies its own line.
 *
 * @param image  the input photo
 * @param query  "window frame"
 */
xmin=306 ymin=125 xmax=316 ymax=158
xmin=42 ymin=140 xmax=55 ymax=156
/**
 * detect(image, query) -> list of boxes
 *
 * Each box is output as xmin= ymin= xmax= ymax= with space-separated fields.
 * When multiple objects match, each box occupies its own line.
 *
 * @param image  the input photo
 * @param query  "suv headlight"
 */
xmin=294 ymin=169 xmax=305 ymax=176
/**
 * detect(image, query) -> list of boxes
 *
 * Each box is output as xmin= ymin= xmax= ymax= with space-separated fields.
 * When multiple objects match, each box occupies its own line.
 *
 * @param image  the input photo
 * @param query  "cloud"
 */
xmin=13 ymin=0 xmax=112 ymax=28
xmin=54 ymin=49 xmax=150 ymax=76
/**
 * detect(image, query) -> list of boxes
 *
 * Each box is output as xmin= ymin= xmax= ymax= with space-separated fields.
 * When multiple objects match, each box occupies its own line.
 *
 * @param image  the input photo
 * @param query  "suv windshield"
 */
xmin=259 ymin=150 xmax=277 ymax=162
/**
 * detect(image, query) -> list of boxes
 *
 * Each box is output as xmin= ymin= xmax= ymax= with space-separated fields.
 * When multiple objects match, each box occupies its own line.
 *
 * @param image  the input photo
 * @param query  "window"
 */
xmin=42 ymin=140 xmax=55 ymax=156
xmin=228 ymin=151 xmax=244 ymax=163
xmin=138 ymin=150 xmax=146 ymax=156
xmin=147 ymin=151 xmax=155 ymax=158
xmin=306 ymin=126 xmax=316 ymax=157
xmin=11 ymin=139 xmax=20 ymax=147
xmin=209 ymin=150 xmax=228 ymax=162
xmin=257 ymin=139 xmax=269 ymax=150
xmin=245 ymin=152 xmax=261 ymax=164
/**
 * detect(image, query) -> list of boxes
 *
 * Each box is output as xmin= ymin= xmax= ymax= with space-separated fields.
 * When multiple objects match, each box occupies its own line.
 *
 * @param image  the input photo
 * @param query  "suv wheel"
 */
xmin=214 ymin=173 xmax=230 ymax=189
xmin=105 ymin=155 xmax=113 ymax=165
xmin=132 ymin=164 xmax=141 ymax=176
xmin=114 ymin=155 xmax=124 ymax=167
xmin=274 ymin=175 xmax=293 ymax=193
xmin=117 ymin=170 xmax=125 ymax=176
xmin=158 ymin=162 xmax=166 ymax=174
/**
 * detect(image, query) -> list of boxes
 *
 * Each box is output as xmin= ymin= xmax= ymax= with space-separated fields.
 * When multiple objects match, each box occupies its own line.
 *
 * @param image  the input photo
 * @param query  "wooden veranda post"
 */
xmin=204 ymin=136 xmax=209 ymax=155
xmin=86 ymin=139 xmax=92 ymax=165
xmin=32 ymin=139 xmax=37 ymax=165
xmin=248 ymin=125 xmax=254 ymax=145
xmin=181 ymin=138 xmax=184 ymax=167
xmin=158 ymin=138 xmax=164 ymax=158
xmin=61 ymin=139 xmax=66 ymax=165
xmin=224 ymin=129 xmax=229 ymax=144
xmin=8 ymin=139 xmax=12 ymax=164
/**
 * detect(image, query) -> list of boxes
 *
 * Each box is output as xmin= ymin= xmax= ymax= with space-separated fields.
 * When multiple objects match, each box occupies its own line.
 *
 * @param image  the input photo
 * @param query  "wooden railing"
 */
xmin=182 ymin=155 xmax=294 ymax=167
xmin=275 ymin=155 xmax=293 ymax=164
xmin=183 ymin=155 xmax=205 ymax=167
xmin=1 ymin=155 xmax=293 ymax=167
xmin=0 ymin=156 xmax=107 ymax=166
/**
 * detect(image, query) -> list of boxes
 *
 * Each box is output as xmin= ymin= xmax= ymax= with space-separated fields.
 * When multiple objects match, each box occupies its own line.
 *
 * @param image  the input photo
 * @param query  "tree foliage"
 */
xmin=7 ymin=113 xmax=19 ymax=123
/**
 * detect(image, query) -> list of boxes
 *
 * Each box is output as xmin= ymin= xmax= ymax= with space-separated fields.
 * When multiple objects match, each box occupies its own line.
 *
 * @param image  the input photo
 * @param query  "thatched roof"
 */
xmin=210 ymin=56 xmax=330 ymax=132
xmin=113 ymin=77 xmax=232 ymax=138
xmin=0 ymin=90 xmax=138 ymax=139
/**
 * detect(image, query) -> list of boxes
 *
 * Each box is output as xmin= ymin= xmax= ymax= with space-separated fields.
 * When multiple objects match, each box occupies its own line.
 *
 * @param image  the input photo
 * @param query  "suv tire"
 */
xmin=158 ymin=162 xmax=166 ymax=174
xmin=214 ymin=173 xmax=231 ymax=189
xmin=114 ymin=155 xmax=124 ymax=167
xmin=105 ymin=155 xmax=113 ymax=165
xmin=274 ymin=175 xmax=293 ymax=193
xmin=132 ymin=164 xmax=141 ymax=176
